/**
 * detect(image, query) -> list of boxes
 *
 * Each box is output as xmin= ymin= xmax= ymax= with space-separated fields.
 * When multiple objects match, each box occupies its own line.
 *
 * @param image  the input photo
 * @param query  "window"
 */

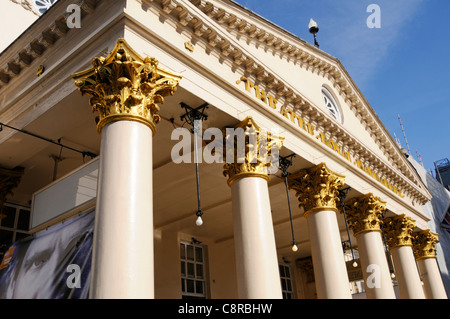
xmin=279 ymin=263 xmax=294 ymax=299
xmin=322 ymin=87 xmax=342 ymax=123
xmin=180 ymin=242 xmax=207 ymax=299
xmin=0 ymin=203 xmax=31 ymax=259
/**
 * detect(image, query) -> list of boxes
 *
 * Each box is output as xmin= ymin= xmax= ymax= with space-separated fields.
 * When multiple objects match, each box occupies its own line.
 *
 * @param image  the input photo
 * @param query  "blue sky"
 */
xmin=232 ymin=0 xmax=450 ymax=176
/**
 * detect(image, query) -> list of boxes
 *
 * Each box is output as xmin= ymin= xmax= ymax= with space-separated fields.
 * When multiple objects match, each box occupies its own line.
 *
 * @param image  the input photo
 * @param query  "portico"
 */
xmin=0 ymin=0 xmax=447 ymax=300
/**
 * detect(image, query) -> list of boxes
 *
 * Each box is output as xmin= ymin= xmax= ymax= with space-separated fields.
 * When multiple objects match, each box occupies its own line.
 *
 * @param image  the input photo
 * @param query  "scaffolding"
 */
xmin=435 ymin=158 xmax=450 ymax=189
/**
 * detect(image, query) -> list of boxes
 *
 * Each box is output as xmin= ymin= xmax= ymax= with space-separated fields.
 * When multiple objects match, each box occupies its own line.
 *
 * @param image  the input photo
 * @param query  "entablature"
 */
xmin=143 ymin=0 xmax=430 ymax=205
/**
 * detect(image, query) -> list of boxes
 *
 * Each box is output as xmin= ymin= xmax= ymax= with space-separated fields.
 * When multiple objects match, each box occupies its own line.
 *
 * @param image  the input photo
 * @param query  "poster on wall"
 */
xmin=0 ymin=209 xmax=94 ymax=299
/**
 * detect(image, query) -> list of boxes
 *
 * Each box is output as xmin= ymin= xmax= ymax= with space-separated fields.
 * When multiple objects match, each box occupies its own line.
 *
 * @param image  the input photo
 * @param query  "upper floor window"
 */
xmin=321 ymin=87 xmax=342 ymax=123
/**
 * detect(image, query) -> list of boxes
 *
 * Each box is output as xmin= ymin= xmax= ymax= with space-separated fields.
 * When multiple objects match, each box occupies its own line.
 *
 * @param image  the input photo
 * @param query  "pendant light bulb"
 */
xmin=291 ymin=243 xmax=298 ymax=252
xmin=352 ymin=261 xmax=358 ymax=268
xmin=196 ymin=216 xmax=203 ymax=226
xmin=391 ymin=272 xmax=396 ymax=279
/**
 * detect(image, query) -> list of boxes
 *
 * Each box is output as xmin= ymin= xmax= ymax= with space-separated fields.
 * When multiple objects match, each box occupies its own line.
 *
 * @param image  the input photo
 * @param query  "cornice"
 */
xmin=189 ymin=0 xmax=426 ymax=188
xmin=0 ymin=0 xmax=100 ymax=89
xmin=0 ymin=0 xmax=431 ymax=206
xmin=146 ymin=0 xmax=429 ymax=205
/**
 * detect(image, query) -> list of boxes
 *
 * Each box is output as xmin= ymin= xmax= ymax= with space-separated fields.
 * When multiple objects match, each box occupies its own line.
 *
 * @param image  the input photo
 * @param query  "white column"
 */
xmin=413 ymin=230 xmax=448 ymax=299
xmin=223 ymin=116 xmax=283 ymax=299
xmin=356 ymin=231 xmax=396 ymax=298
xmin=231 ymin=176 xmax=282 ymax=299
xmin=345 ymin=193 xmax=395 ymax=299
xmin=72 ymin=38 xmax=182 ymax=299
xmin=417 ymin=258 xmax=448 ymax=299
xmin=288 ymin=163 xmax=351 ymax=299
xmin=90 ymin=120 xmax=154 ymax=298
xmin=390 ymin=246 xmax=425 ymax=299
xmin=307 ymin=209 xmax=352 ymax=299
xmin=384 ymin=214 xmax=425 ymax=299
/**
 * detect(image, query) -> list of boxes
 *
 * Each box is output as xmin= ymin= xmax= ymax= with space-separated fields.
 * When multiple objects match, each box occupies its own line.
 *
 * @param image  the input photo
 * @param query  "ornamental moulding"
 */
xmin=288 ymin=162 xmax=345 ymax=216
xmin=222 ymin=116 xmax=284 ymax=186
xmin=383 ymin=214 xmax=416 ymax=249
xmin=0 ymin=0 xmax=100 ymax=89
xmin=149 ymin=0 xmax=429 ymax=205
xmin=344 ymin=193 xmax=386 ymax=236
xmin=412 ymin=229 xmax=439 ymax=260
xmin=72 ymin=38 xmax=182 ymax=134
xmin=188 ymin=0 xmax=392 ymax=153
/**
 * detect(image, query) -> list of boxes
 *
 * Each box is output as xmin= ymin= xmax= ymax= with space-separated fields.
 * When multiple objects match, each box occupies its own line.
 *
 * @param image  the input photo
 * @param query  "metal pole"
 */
xmin=339 ymin=188 xmax=357 ymax=266
xmin=0 ymin=122 xmax=97 ymax=159
xmin=435 ymin=162 xmax=444 ymax=186
xmin=284 ymin=174 xmax=297 ymax=250
xmin=193 ymin=121 xmax=204 ymax=225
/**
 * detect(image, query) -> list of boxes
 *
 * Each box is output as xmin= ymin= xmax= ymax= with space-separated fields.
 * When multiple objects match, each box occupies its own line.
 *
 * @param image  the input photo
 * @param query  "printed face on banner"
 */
xmin=0 ymin=210 xmax=94 ymax=299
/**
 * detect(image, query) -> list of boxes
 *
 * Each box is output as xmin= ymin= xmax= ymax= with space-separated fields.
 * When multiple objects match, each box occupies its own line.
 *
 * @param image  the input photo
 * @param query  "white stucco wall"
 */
xmin=1 ymin=1 xmax=39 ymax=53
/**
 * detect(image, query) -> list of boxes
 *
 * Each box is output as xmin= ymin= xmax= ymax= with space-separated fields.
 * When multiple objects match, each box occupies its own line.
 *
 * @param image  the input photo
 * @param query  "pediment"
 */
xmin=0 ymin=0 xmax=431 ymax=206
xmin=158 ymin=0 xmax=430 ymax=204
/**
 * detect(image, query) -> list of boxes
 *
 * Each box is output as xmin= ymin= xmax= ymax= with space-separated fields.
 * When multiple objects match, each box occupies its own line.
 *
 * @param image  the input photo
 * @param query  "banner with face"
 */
xmin=0 ymin=209 xmax=94 ymax=299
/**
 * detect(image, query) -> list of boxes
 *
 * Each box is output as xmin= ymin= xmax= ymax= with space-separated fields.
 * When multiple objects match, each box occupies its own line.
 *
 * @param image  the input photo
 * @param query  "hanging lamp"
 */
xmin=279 ymin=154 xmax=298 ymax=252
xmin=381 ymin=212 xmax=396 ymax=279
xmin=180 ymin=102 xmax=209 ymax=226
xmin=338 ymin=188 xmax=358 ymax=268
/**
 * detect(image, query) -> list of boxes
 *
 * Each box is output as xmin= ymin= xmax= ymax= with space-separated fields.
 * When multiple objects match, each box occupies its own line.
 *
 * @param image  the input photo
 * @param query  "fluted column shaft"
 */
xmin=345 ymin=193 xmax=395 ymax=299
xmin=384 ymin=214 xmax=425 ymax=299
xmin=289 ymin=163 xmax=351 ymax=299
xmin=72 ymin=39 xmax=181 ymax=298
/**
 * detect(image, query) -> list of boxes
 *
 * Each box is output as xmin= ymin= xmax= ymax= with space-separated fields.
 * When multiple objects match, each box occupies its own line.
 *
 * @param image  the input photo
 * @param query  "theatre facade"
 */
xmin=0 ymin=0 xmax=447 ymax=299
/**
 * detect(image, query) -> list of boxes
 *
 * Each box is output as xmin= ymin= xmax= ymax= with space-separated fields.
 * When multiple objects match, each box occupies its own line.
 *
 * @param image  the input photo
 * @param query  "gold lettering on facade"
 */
xmin=236 ymin=76 xmax=405 ymax=199
xmin=237 ymin=76 xmax=277 ymax=109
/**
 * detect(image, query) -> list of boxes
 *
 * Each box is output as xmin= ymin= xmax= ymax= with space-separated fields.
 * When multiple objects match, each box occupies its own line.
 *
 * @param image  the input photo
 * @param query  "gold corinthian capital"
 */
xmin=383 ymin=214 xmax=416 ymax=249
xmin=413 ymin=230 xmax=439 ymax=260
xmin=288 ymin=163 xmax=345 ymax=216
xmin=345 ymin=193 xmax=386 ymax=236
xmin=72 ymin=39 xmax=182 ymax=134
xmin=222 ymin=117 xmax=284 ymax=186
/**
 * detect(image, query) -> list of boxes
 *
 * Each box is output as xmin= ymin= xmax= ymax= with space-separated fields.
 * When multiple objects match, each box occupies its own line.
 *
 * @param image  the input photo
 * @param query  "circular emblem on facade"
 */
xmin=32 ymin=0 xmax=57 ymax=15
xmin=321 ymin=87 xmax=342 ymax=123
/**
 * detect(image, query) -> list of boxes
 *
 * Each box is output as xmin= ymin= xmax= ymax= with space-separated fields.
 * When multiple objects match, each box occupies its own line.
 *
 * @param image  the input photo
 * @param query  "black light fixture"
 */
xmin=308 ymin=18 xmax=320 ymax=48
xmin=180 ymin=102 xmax=209 ymax=226
xmin=338 ymin=187 xmax=358 ymax=268
xmin=279 ymin=154 xmax=298 ymax=252
xmin=381 ymin=212 xmax=396 ymax=279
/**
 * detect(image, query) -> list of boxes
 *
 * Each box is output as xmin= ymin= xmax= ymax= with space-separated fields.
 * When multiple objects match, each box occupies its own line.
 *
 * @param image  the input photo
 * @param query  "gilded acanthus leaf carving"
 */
xmin=72 ymin=39 xmax=182 ymax=134
xmin=288 ymin=163 xmax=345 ymax=215
xmin=345 ymin=193 xmax=386 ymax=236
xmin=413 ymin=230 xmax=439 ymax=260
xmin=222 ymin=117 xmax=284 ymax=186
xmin=383 ymin=214 xmax=416 ymax=248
